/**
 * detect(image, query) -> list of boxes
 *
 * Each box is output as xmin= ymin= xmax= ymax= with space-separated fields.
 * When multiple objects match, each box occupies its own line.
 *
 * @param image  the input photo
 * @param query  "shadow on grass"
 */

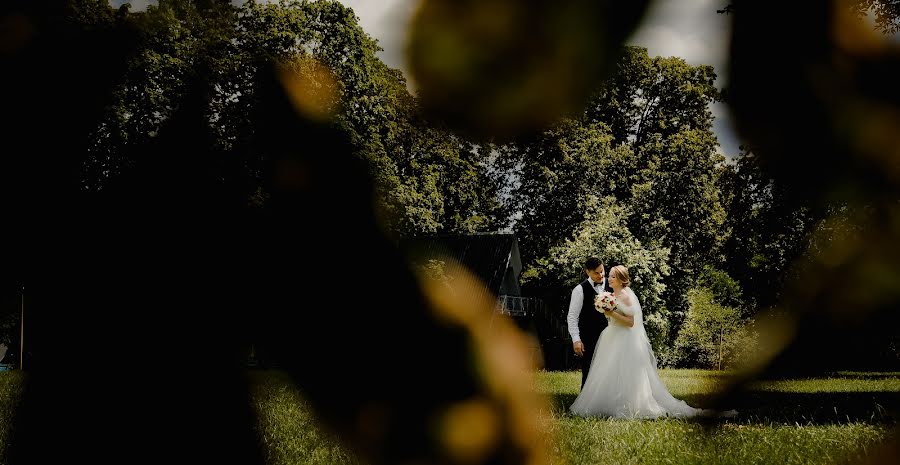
xmin=831 ymin=372 xmax=900 ymax=380
xmin=546 ymin=390 xmax=899 ymax=425
xmin=720 ymin=390 xmax=899 ymax=425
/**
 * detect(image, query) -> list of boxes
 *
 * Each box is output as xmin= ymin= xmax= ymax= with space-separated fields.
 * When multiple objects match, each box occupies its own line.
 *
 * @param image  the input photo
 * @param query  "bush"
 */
xmin=671 ymin=288 xmax=757 ymax=369
xmin=697 ymin=266 xmax=746 ymax=314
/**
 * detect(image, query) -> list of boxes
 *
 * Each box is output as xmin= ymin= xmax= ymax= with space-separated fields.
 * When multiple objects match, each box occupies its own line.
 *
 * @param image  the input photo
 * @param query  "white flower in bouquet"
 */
xmin=594 ymin=291 xmax=618 ymax=314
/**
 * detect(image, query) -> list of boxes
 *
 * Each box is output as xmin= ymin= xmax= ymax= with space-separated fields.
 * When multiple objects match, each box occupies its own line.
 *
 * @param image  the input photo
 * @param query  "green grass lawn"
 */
xmin=1 ymin=369 xmax=897 ymax=465
xmin=0 ymin=371 xmax=24 ymax=463
xmin=537 ymin=370 xmax=898 ymax=465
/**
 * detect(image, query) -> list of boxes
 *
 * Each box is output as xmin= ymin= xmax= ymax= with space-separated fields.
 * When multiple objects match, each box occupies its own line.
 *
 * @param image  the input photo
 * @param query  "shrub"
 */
xmin=671 ymin=288 xmax=757 ymax=369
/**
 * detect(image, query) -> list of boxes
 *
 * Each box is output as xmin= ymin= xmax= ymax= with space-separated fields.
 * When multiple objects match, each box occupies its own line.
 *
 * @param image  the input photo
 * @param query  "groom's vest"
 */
xmin=578 ymin=280 xmax=608 ymax=346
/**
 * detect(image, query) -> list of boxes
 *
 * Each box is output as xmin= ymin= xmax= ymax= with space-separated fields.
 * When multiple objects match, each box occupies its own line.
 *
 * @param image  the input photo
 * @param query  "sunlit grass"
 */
xmin=549 ymin=417 xmax=889 ymax=465
xmin=0 ymin=369 xmax=896 ymax=465
xmin=247 ymin=371 xmax=363 ymax=465
xmin=748 ymin=375 xmax=900 ymax=393
xmin=540 ymin=369 xmax=898 ymax=465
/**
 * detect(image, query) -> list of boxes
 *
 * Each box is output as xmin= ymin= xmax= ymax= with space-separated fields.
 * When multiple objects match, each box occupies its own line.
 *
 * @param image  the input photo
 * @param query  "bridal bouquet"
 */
xmin=594 ymin=291 xmax=618 ymax=313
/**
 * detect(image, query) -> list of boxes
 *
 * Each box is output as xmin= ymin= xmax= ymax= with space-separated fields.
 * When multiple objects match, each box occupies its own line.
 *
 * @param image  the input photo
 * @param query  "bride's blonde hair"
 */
xmin=610 ymin=265 xmax=630 ymax=287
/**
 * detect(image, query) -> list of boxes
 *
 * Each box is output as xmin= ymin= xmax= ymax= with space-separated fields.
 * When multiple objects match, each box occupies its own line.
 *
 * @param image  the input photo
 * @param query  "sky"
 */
xmin=110 ymin=0 xmax=743 ymax=156
xmin=335 ymin=0 xmax=742 ymax=157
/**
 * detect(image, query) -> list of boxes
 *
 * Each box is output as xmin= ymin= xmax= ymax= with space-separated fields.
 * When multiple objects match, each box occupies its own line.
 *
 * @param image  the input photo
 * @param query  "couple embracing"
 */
xmin=566 ymin=257 xmax=736 ymax=419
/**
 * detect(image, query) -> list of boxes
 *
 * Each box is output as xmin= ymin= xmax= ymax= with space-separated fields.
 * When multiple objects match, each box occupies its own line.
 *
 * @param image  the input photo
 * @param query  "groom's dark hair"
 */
xmin=583 ymin=256 xmax=603 ymax=270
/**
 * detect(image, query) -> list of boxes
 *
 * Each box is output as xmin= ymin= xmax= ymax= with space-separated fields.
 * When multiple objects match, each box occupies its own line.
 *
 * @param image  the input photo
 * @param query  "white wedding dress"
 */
xmin=570 ymin=287 xmax=717 ymax=419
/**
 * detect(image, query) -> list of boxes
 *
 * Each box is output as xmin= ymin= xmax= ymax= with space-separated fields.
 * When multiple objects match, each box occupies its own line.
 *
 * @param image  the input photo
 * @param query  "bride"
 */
xmin=570 ymin=265 xmax=733 ymax=419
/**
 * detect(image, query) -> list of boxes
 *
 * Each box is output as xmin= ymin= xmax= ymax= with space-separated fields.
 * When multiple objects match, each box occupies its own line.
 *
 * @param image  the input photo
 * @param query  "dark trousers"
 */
xmin=580 ymin=333 xmax=599 ymax=388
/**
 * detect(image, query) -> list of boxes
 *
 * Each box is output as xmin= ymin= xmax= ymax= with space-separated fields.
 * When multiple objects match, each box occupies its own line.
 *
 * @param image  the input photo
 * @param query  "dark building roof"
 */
xmin=398 ymin=233 xmax=570 ymax=349
xmin=397 ymin=232 xmax=522 ymax=298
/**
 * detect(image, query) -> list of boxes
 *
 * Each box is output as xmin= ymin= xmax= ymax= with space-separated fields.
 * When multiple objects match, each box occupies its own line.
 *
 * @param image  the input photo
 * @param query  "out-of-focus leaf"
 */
xmin=408 ymin=0 xmax=652 ymax=139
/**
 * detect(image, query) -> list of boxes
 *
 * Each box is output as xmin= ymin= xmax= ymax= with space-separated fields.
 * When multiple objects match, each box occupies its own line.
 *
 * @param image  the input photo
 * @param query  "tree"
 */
xmin=626 ymin=129 xmax=728 ymax=331
xmin=3 ymin=3 xmax=552 ymax=465
xmin=583 ymin=46 xmax=720 ymax=149
xmin=696 ymin=265 xmax=745 ymax=314
xmin=372 ymin=116 xmax=505 ymax=237
xmin=495 ymin=119 xmax=629 ymax=270
xmin=493 ymin=48 xmax=727 ymax=349
xmin=847 ymin=0 xmax=900 ymax=33
xmin=544 ymin=198 xmax=671 ymax=348
xmin=717 ymin=149 xmax=821 ymax=311
xmin=81 ymin=0 xmax=503 ymax=237
xmin=671 ymin=288 xmax=757 ymax=370
xmin=580 ymin=48 xmax=725 ymax=334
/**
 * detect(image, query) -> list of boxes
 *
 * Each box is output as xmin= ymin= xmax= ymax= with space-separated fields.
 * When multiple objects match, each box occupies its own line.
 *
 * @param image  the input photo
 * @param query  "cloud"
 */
xmin=627 ymin=0 xmax=740 ymax=157
xmin=711 ymin=102 xmax=742 ymax=158
xmin=337 ymin=0 xmax=416 ymax=72
xmin=628 ymin=0 xmax=731 ymax=80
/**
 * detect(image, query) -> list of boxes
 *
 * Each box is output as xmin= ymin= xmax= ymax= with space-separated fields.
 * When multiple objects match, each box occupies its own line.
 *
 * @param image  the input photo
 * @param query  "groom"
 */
xmin=566 ymin=256 xmax=611 ymax=388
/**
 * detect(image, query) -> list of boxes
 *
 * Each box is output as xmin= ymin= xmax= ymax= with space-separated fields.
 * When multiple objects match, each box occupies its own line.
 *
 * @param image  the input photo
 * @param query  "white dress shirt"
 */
xmin=567 ymin=278 xmax=606 ymax=343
